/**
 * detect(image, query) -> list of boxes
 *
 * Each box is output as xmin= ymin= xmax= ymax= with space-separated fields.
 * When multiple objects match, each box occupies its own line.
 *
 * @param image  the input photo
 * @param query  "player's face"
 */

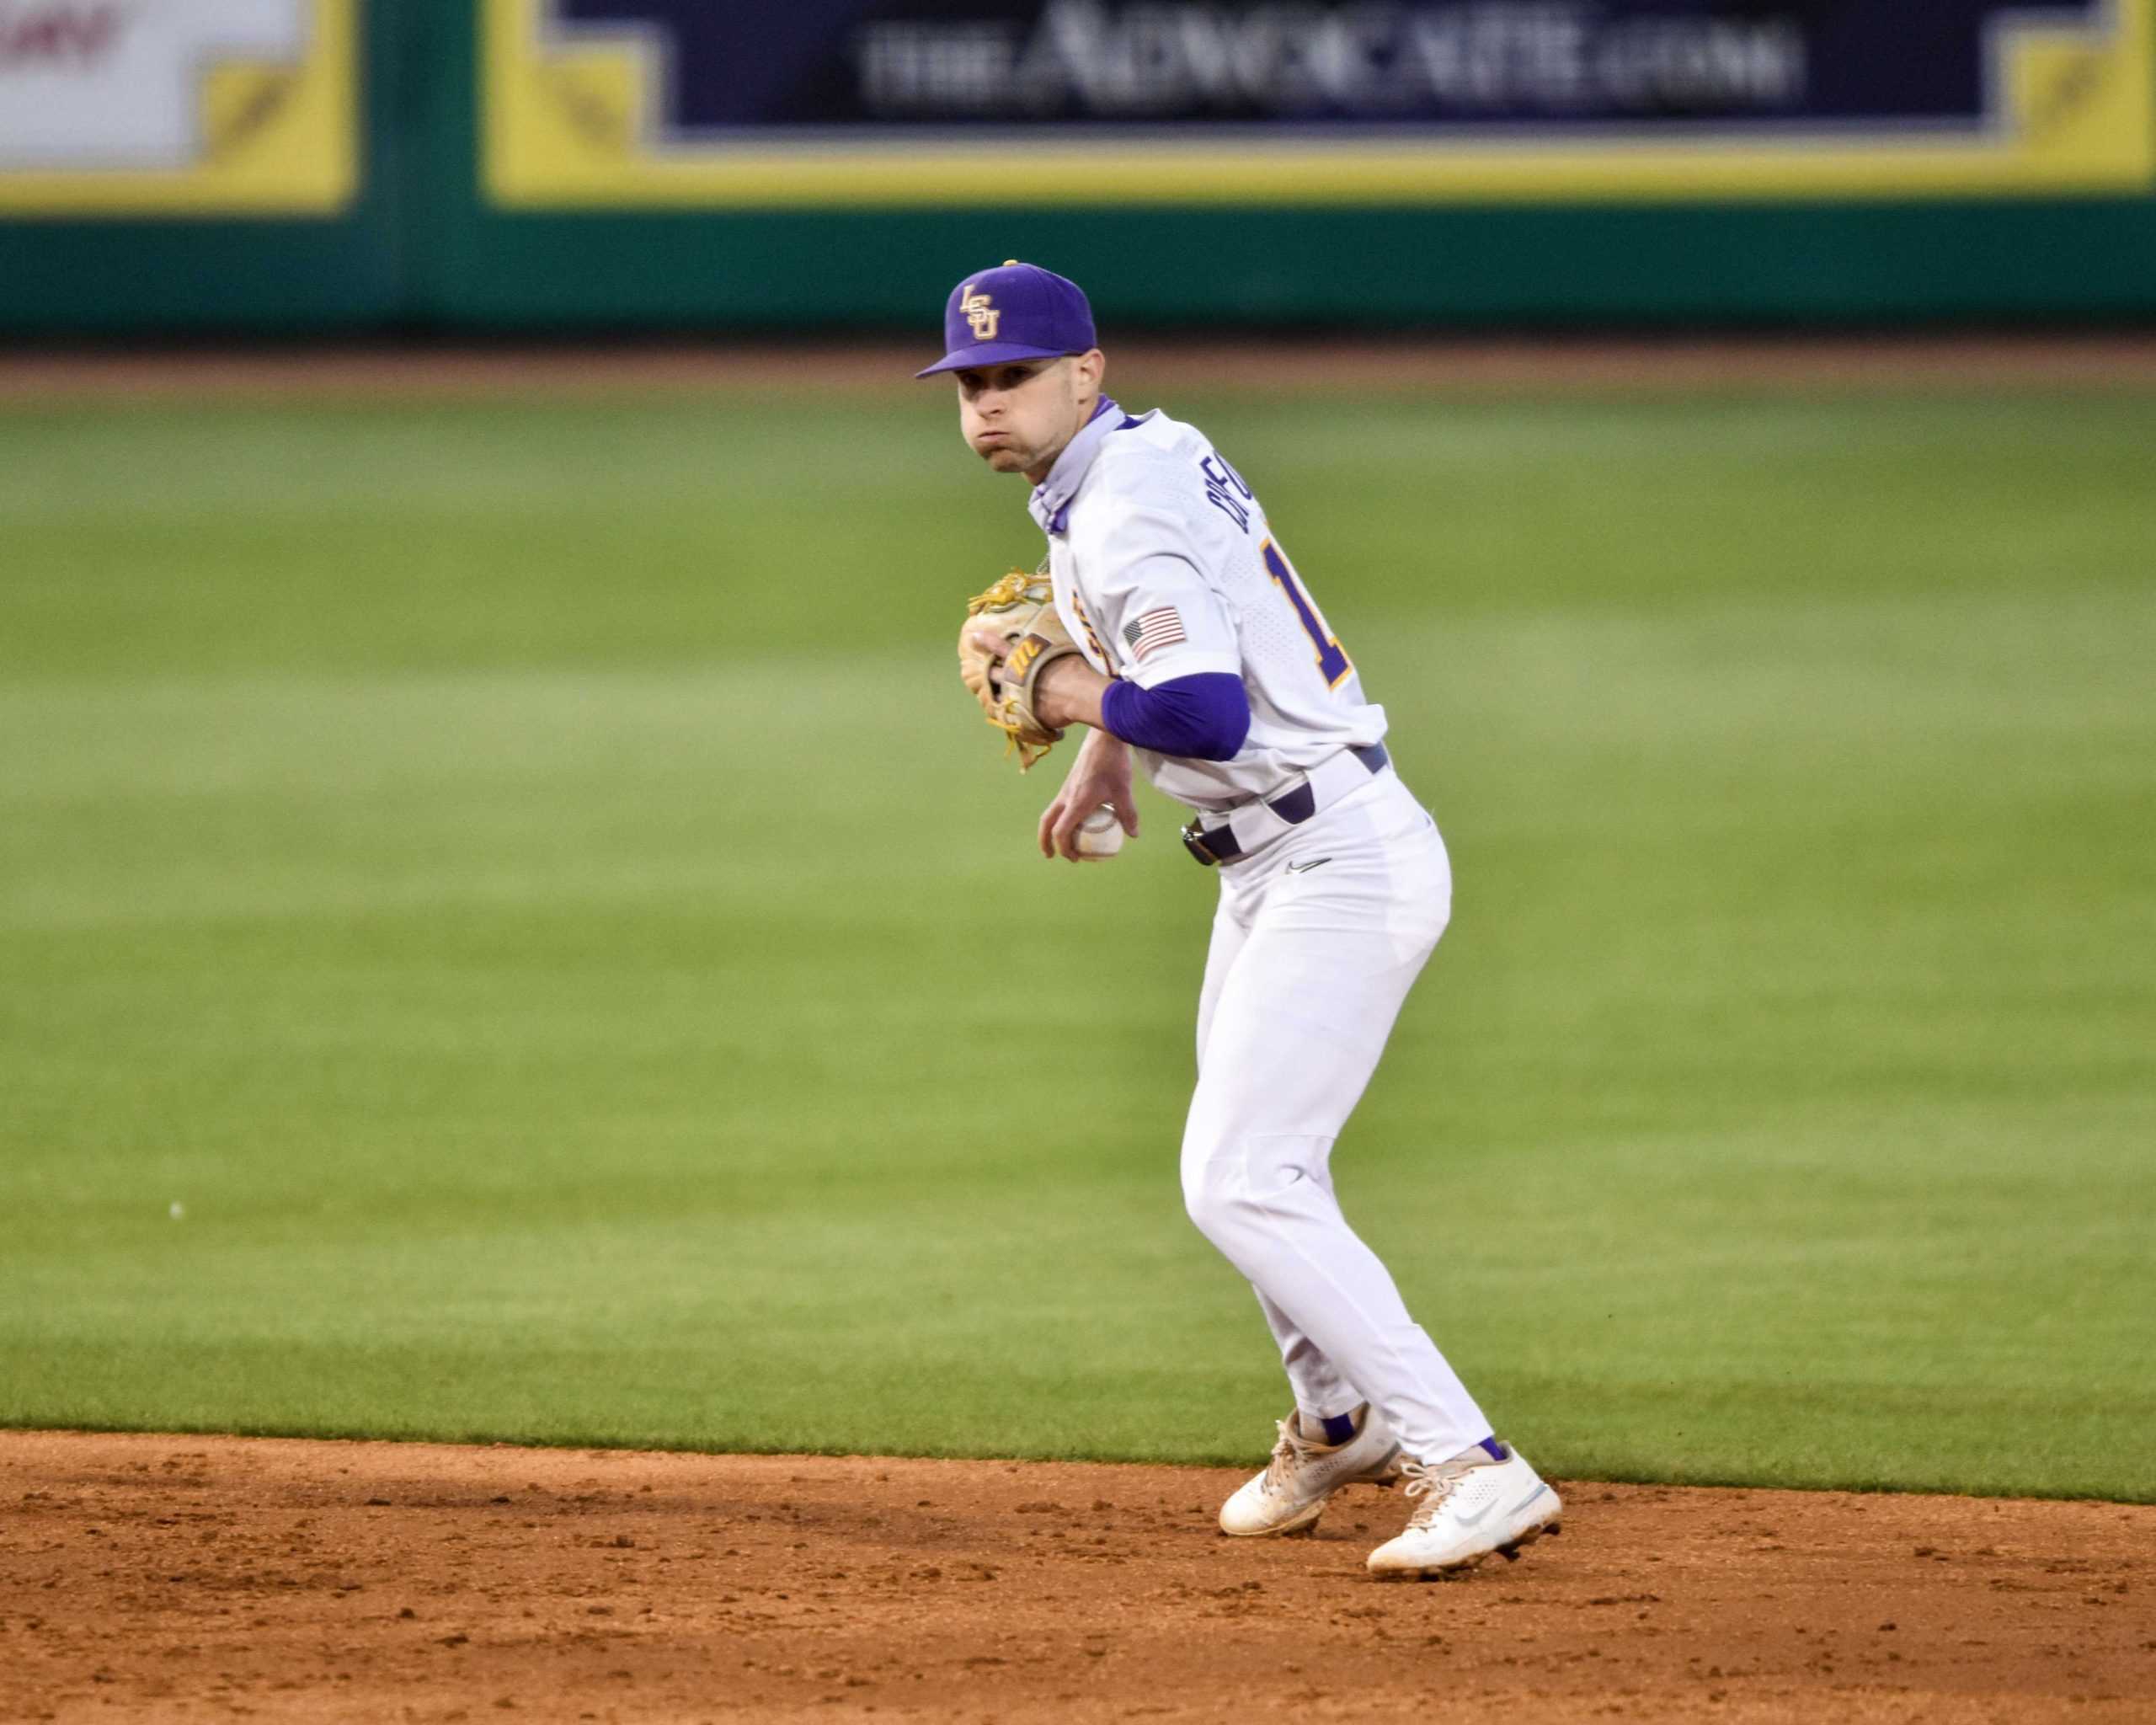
xmin=953 ymin=354 xmax=1099 ymax=482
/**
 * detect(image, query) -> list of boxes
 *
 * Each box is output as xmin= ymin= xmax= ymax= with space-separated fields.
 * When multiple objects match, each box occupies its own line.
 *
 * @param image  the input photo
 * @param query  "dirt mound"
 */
xmin=2 ymin=1431 xmax=2148 ymax=1722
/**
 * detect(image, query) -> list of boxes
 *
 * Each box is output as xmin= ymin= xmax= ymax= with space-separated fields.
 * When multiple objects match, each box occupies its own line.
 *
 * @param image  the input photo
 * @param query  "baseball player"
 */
xmin=927 ymin=263 xmax=1561 ymax=1578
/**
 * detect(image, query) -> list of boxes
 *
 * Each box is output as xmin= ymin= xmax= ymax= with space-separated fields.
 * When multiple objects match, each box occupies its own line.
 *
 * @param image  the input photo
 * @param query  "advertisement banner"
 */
xmin=0 ymin=0 xmax=359 ymax=216
xmin=483 ymin=0 xmax=2156 ymax=206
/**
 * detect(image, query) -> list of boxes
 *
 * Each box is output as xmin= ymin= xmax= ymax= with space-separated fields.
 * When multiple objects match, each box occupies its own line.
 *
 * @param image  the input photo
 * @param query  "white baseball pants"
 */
xmin=1183 ymin=769 xmax=1493 ymax=1466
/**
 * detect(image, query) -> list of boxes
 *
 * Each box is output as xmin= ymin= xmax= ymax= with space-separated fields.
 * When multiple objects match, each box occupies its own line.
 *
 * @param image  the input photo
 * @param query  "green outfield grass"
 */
xmin=2 ymin=385 xmax=2150 ymax=1501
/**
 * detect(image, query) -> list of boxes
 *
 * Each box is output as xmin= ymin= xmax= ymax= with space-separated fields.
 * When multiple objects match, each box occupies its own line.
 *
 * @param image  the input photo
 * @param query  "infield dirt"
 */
xmin=2 ymin=1432 xmax=2148 ymax=1723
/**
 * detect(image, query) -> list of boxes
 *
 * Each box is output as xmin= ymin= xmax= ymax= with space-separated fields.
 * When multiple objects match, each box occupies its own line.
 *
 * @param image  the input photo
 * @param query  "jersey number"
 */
xmin=1262 ymin=540 xmax=1352 ymax=688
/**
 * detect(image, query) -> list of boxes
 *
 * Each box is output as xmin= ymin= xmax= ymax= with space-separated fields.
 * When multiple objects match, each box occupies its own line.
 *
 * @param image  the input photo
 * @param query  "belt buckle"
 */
xmin=1180 ymin=820 xmax=1220 ymax=868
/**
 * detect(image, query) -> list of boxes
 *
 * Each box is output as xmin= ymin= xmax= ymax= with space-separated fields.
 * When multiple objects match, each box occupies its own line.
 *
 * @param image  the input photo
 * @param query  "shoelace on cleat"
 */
xmin=1396 ymin=1453 xmax=1483 ymax=1528
xmin=1260 ymin=1418 xmax=1324 ymax=1495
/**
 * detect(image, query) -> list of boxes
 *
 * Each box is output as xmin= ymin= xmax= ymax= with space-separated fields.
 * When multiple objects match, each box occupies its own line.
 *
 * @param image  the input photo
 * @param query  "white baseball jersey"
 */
xmin=1007 ymin=393 xmax=1504 ymax=1479
xmin=1027 ymin=402 xmax=1386 ymax=816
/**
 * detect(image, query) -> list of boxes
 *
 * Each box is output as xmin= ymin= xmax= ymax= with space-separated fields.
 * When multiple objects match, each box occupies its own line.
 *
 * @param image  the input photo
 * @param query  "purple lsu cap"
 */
xmin=915 ymin=260 xmax=1097 ymax=378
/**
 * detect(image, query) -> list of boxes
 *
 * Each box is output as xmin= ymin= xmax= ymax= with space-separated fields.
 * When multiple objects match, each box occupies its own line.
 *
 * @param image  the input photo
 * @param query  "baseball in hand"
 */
xmin=1076 ymin=804 xmax=1126 ymax=860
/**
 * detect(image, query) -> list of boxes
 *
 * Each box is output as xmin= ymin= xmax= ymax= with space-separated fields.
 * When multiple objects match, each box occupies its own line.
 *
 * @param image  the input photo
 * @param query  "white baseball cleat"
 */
xmin=1218 ymin=1405 xmax=1403 ymax=1538
xmin=1364 ymin=1442 xmax=1562 ymax=1578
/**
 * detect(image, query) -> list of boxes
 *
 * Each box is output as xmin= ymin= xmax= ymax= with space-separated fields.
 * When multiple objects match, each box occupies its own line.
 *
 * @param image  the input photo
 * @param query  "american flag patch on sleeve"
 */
xmin=1122 ymin=606 xmax=1187 ymax=662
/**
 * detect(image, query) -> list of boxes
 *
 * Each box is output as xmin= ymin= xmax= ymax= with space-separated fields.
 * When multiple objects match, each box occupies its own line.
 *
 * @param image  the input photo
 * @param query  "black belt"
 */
xmin=1180 ymin=743 xmax=1390 ymax=868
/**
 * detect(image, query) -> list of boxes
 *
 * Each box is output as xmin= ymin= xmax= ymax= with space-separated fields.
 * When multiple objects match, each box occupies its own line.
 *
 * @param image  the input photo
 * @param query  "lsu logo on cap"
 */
xmin=962 ymin=285 xmax=1000 ymax=340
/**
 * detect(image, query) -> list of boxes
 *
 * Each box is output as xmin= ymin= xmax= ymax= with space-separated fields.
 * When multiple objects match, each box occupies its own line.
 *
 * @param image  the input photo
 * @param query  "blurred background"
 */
xmin=1 ymin=3 xmax=2151 ymax=1499
xmin=3 ymin=0 xmax=2156 ymax=333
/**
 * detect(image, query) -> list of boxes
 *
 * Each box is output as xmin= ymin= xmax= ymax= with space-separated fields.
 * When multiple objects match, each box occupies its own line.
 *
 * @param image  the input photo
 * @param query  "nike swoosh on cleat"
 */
xmin=1455 ymin=1483 xmax=1548 ymax=1530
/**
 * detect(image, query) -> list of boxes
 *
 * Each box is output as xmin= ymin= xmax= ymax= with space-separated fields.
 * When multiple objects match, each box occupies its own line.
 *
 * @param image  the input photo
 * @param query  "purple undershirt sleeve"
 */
xmin=1100 ymin=671 xmax=1251 ymax=761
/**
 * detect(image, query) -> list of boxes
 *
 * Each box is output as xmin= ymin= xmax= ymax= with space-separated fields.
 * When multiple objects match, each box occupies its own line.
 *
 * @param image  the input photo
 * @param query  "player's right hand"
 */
xmin=1040 ymin=732 xmax=1140 ymax=862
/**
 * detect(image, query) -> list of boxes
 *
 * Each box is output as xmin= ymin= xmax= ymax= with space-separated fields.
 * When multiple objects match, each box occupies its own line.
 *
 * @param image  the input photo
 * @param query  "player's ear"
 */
xmin=1073 ymin=348 xmax=1106 ymax=393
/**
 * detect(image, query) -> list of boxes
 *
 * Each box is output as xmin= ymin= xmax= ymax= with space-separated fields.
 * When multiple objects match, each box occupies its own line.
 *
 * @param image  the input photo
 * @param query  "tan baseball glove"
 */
xmin=958 ymin=565 xmax=1083 ymax=771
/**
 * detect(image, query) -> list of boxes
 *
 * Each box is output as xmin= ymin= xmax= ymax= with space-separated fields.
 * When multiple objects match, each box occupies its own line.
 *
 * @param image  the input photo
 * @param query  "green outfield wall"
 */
xmin=4 ymin=0 xmax=2155 ymax=335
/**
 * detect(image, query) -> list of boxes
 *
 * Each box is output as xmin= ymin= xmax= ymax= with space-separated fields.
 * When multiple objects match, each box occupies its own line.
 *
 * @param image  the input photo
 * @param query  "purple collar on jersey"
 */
xmin=1028 ymin=396 xmax=1142 ymax=537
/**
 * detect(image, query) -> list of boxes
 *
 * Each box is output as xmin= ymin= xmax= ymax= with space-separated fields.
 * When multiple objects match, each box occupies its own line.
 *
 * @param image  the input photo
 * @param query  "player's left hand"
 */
xmin=958 ymin=568 xmax=1086 ymax=771
xmin=1041 ymin=729 xmax=1139 ymax=862
xmin=1031 ymin=654 xmax=1111 ymax=732
xmin=959 ymin=624 xmax=1011 ymax=677
xmin=960 ymin=628 xmax=1109 ymax=732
